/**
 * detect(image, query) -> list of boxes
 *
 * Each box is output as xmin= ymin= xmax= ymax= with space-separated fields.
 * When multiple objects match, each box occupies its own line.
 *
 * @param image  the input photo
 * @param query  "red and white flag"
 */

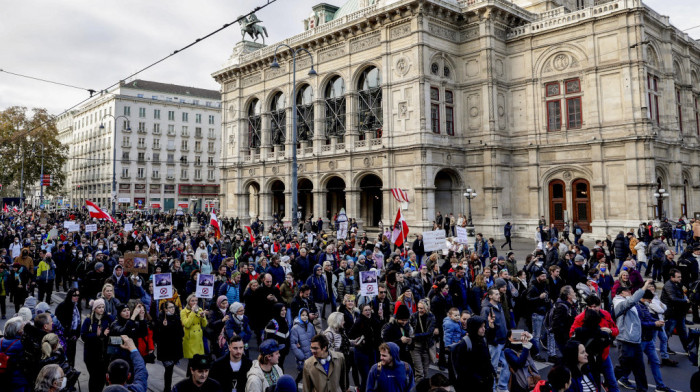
xmin=244 ymin=226 xmax=254 ymax=242
xmin=2 ymin=204 xmax=8 ymax=213
xmin=210 ymin=211 xmax=222 ymax=239
xmin=390 ymin=208 xmax=409 ymax=247
xmin=85 ymin=200 xmax=117 ymax=224
xmin=12 ymin=206 xmax=19 ymax=213
xmin=391 ymin=188 xmax=409 ymax=203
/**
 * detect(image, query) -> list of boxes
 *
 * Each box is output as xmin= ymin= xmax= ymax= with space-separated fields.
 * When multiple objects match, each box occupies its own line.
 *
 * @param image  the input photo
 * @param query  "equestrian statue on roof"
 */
xmin=239 ymin=13 xmax=268 ymax=44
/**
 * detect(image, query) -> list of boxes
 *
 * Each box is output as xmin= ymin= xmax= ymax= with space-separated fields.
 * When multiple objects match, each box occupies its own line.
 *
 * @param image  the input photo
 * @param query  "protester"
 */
xmin=210 ymin=336 xmax=252 ymax=392
xmin=171 ymin=354 xmax=222 ymax=392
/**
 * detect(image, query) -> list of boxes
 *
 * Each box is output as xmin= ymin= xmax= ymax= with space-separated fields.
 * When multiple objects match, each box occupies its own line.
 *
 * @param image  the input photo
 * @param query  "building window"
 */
xmin=181 ymin=140 xmax=188 ymax=150
xmin=430 ymin=87 xmax=440 ymax=134
xmin=194 ymin=169 xmax=201 ymax=180
xmin=446 ymin=90 xmax=454 ymax=136
xmin=154 ymin=109 xmax=160 ymax=119
xmin=208 ymin=141 xmax=215 ymax=152
xmin=270 ymin=92 xmax=286 ymax=150
xmin=181 ymin=169 xmax=188 ymax=179
xmin=122 ymin=151 xmax=130 ymax=160
xmin=153 ymin=123 xmax=160 ymax=133
xmin=545 ymin=78 xmax=583 ymax=131
xmin=247 ymin=99 xmax=262 ymax=149
xmin=195 ymin=156 xmax=201 ymax=166
xmin=358 ymin=66 xmax=382 ymax=139
xmin=139 ymin=108 xmax=146 ymax=118
xmin=182 ymin=112 xmax=188 ymax=122
xmin=208 ymin=157 xmax=214 ymax=166
xmin=208 ymin=115 xmax=215 ymax=125
xmin=648 ymin=74 xmax=660 ymax=125
xmin=137 ymin=168 xmax=144 ymax=178
xmin=195 ymin=127 xmax=202 ymax=138
xmin=208 ymin=128 xmax=215 ymax=138
xmin=208 ymin=169 xmax=214 ymax=179
xmin=168 ymin=111 xmax=175 ymax=121
xmin=138 ymin=152 xmax=145 ymax=162
xmin=195 ymin=114 xmax=202 ymax=124
xmin=695 ymin=96 xmax=699 ymax=136
xmin=296 ymin=85 xmax=314 ymax=143
xmin=138 ymin=122 xmax=146 ymax=132
xmin=181 ymin=126 xmax=188 ymax=137
xmin=324 ymin=76 xmax=346 ymax=142
xmin=124 ymin=106 xmax=131 ymax=116
xmin=153 ymin=152 xmax=160 ymax=162
xmin=138 ymin=137 xmax=145 ymax=148
xmin=168 ymin=124 xmax=175 ymax=135
xmin=121 ymin=168 xmax=129 ymax=177
xmin=676 ymin=88 xmax=683 ymax=132
xmin=153 ymin=139 xmax=160 ymax=148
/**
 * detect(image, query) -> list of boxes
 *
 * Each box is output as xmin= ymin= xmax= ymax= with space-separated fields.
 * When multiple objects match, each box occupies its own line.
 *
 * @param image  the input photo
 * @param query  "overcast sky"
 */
xmin=0 ymin=0 xmax=697 ymax=115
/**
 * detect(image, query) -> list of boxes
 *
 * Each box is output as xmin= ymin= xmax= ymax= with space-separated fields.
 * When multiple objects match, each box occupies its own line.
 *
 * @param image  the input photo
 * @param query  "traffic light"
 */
xmin=42 ymin=174 xmax=52 ymax=187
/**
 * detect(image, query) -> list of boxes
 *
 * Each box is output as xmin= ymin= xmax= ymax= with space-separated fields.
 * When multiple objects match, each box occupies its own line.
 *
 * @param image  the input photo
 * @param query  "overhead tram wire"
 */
xmin=0 ymin=69 xmax=97 ymax=96
xmin=2 ymin=0 xmax=280 ymax=145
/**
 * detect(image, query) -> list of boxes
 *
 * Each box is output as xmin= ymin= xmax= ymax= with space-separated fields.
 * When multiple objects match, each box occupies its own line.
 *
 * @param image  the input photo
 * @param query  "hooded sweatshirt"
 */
xmin=306 ymin=265 xmax=329 ymax=303
xmin=290 ymin=308 xmax=315 ymax=364
xmin=365 ymin=342 xmax=415 ymax=392
xmin=451 ymin=316 xmax=496 ymax=392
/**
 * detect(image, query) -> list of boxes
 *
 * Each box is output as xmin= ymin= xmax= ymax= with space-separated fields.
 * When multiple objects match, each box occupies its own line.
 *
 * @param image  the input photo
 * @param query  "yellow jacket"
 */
xmin=181 ymin=307 xmax=208 ymax=359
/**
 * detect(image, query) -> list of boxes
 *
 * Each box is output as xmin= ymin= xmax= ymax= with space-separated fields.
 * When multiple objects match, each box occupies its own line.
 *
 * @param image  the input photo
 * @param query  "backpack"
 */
xmin=653 ymin=246 xmax=665 ymax=261
xmin=543 ymin=302 xmax=565 ymax=333
xmin=688 ymin=280 xmax=700 ymax=305
xmin=0 ymin=338 xmax=18 ymax=374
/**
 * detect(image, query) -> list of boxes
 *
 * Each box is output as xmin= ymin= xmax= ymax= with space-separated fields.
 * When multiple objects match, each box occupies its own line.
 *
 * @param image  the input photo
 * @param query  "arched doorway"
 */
xmin=326 ymin=177 xmax=346 ymax=219
xmin=270 ymin=180 xmax=285 ymax=220
xmin=572 ymin=179 xmax=591 ymax=232
xmin=245 ymin=182 xmax=260 ymax=219
xmin=682 ymin=179 xmax=689 ymax=218
xmin=655 ymin=177 xmax=665 ymax=219
xmin=435 ymin=170 xmax=456 ymax=215
xmin=360 ymin=174 xmax=383 ymax=227
xmin=298 ymin=178 xmax=313 ymax=221
xmin=548 ymin=180 xmax=566 ymax=230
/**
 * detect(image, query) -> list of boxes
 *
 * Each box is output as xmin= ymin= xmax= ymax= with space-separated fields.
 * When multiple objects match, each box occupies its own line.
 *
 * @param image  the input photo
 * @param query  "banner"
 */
xmin=124 ymin=223 xmax=133 ymax=232
xmin=68 ymin=223 xmax=80 ymax=233
xmin=196 ymin=274 xmax=215 ymax=298
xmin=85 ymin=224 xmax=98 ymax=233
xmin=154 ymin=273 xmax=173 ymax=300
xmin=63 ymin=221 xmax=75 ymax=229
xmin=124 ymin=252 xmax=148 ymax=274
xmin=455 ymin=226 xmax=469 ymax=245
xmin=336 ymin=221 xmax=348 ymax=240
xmin=422 ymin=229 xmax=447 ymax=252
xmin=359 ymin=270 xmax=378 ymax=297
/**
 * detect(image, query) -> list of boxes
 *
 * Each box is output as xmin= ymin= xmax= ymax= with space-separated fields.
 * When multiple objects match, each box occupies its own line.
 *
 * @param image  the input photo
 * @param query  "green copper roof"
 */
xmin=332 ymin=0 xmax=361 ymax=20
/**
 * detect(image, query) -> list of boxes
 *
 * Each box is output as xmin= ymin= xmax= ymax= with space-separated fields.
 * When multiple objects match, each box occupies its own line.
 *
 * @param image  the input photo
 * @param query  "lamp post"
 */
xmin=36 ymin=142 xmax=45 ymax=209
xmin=18 ymin=147 xmax=25 ymax=210
xmin=653 ymin=187 xmax=669 ymax=220
xmin=100 ymin=114 xmax=131 ymax=217
xmin=270 ymin=44 xmax=318 ymax=233
xmin=463 ymin=187 xmax=477 ymax=237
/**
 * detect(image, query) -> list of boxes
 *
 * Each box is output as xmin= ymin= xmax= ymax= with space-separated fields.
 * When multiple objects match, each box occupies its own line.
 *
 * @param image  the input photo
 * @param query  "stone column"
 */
xmin=346 ymin=92 xmax=359 ymax=152
xmin=260 ymin=113 xmax=272 ymax=160
xmin=284 ymin=190 xmax=293 ymax=226
xmin=259 ymin=191 xmax=272 ymax=228
xmin=313 ymin=99 xmax=325 ymax=154
xmin=346 ymin=188 xmax=362 ymax=230
xmin=313 ymin=189 xmax=325 ymax=221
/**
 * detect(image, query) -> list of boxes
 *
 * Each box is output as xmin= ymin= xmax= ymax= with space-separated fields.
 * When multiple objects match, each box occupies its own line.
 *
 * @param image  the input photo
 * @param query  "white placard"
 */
xmin=422 ymin=229 xmax=447 ymax=252
xmin=63 ymin=221 xmax=75 ymax=229
xmin=153 ymin=273 xmax=173 ymax=300
xmin=196 ymin=274 xmax=215 ymax=298
xmin=360 ymin=270 xmax=378 ymax=297
xmin=118 ymin=198 xmax=130 ymax=203
xmin=336 ymin=221 xmax=348 ymax=240
xmin=68 ymin=223 xmax=80 ymax=233
xmin=307 ymin=233 xmax=315 ymax=244
xmin=85 ymin=224 xmax=98 ymax=233
xmin=455 ymin=226 xmax=469 ymax=245
xmin=124 ymin=223 xmax=133 ymax=232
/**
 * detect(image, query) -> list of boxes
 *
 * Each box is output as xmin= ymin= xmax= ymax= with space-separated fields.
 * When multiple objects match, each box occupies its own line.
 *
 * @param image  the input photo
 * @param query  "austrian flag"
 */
xmin=390 ymin=208 xmax=409 ymax=247
xmin=85 ymin=200 xmax=117 ymax=223
xmin=210 ymin=211 xmax=222 ymax=239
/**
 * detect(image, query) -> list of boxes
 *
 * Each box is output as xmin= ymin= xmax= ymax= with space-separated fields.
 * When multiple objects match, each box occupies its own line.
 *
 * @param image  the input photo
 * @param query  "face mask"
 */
xmin=235 ymin=314 xmax=244 ymax=321
xmin=60 ymin=377 xmax=67 ymax=390
xmin=72 ymin=250 xmax=76 ymax=254
xmin=98 ymin=245 xmax=103 ymax=250
xmin=113 ymin=246 xmax=118 ymax=250
xmin=300 ymin=315 xmax=309 ymax=322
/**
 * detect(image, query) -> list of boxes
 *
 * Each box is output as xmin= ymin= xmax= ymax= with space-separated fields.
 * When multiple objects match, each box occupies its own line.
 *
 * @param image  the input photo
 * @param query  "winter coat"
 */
xmin=302 ymin=350 xmax=348 ymax=392
xmin=612 ymin=234 xmax=628 ymax=260
xmin=550 ymin=299 xmax=577 ymax=345
xmin=225 ymin=314 xmax=252 ymax=344
xmin=481 ymin=301 xmax=508 ymax=345
xmin=181 ymin=307 xmax=208 ymax=358
xmin=107 ymin=273 xmax=131 ymax=304
xmin=366 ymin=342 xmax=414 ymax=392
xmin=443 ymin=317 xmax=465 ymax=348
xmin=349 ymin=313 xmax=382 ymax=355
xmin=409 ymin=311 xmax=436 ymax=346
xmin=80 ymin=315 xmax=113 ymax=364
xmin=155 ymin=312 xmax=184 ymax=362
xmin=569 ymin=308 xmax=618 ymax=360
xmin=290 ymin=313 xmax=315 ymax=364
xmin=0 ymin=337 xmax=28 ymax=392
xmin=612 ymin=289 xmax=645 ymax=344
xmin=451 ymin=317 xmax=496 ymax=392
xmin=245 ymin=360 xmax=283 ymax=392
xmin=306 ymin=265 xmax=329 ymax=303
xmin=661 ymin=280 xmax=690 ymax=319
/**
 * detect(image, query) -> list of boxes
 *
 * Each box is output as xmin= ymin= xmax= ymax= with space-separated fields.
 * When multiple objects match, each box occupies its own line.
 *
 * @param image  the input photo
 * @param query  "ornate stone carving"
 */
xmin=428 ymin=23 xmax=458 ymax=42
xmin=461 ymin=27 xmax=479 ymax=41
xmin=495 ymin=59 xmax=504 ymax=77
xmin=446 ymin=154 xmax=452 ymax=163
xmin=350 ymin=32 xmax=381 ymax=54
xmin=242 ymin=73 xmax=262 ymax=87
xmin=494 ymin=28 xmax=506 ymax=40
xmin=553 ymin=54 xmax=570 ymax=71
xmin=248 ymin=168 xmax=254 ymax=175
xmin=390 ymin=22 xmax=411 ymax=39
xmin=563 ymin=171 xmax=572 ymax=180
xmin=470 ymin=107 xmax=479 ymax=117
xmin=266 ymin=64 xmax=287 ymax=79
xmin=398 ymin=101 xmax=409 ymax=119
xmin=394 ymin=55 xmax=411 ymax=77
xmin=329 ymin=161 xmax=336 ymax=169
xmin=320 ymin=45 xmax=346 ymax=62
xmin=225 ymin=81 xmax=238 ymax=92
xmin=272 ymin=166 xmax=279 ymax=174
xmin=297 ymin=163 xmax=304 ymax=173
xmin=363 ymin=157 xmax=371 ymax=167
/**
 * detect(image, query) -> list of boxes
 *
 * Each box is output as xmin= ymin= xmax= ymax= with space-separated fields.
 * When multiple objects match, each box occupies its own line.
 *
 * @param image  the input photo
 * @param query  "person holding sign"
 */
xmin=182 ymin=293 xmax=209 ymax=359
xmin=155 ymin=300 xmax=184 ymax=392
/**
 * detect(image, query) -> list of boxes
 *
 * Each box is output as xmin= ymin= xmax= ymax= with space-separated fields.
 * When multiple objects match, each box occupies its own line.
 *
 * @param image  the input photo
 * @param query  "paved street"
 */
xmin=1 ymin=236 xmax=696 ymax=392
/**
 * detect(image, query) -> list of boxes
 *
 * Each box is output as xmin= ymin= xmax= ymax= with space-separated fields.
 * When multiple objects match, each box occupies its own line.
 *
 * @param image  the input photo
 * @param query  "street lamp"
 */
xmin=653 ymin=188 xmax=670 ymax=220
xmin=463 ymin=187 xmax=477 ymax=237
xmin=270 ymin=44 xmax=318 ymax=233
xmin=36 ymin=142 xmax=45 ymax=209
xmin=100 ymin=114 xmax=131 ymax=217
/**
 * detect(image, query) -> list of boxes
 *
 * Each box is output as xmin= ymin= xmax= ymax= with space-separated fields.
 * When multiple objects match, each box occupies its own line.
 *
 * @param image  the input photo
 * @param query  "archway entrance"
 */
xmin=325 ymin=177 xmax=346 ymax=219
xmin=435 ymin=170 xmax=457 ymax=215
xmin=245 ymin=182 xmax=260 ymax=219
xmin=298 ymin=178 xmax=313 ymax=221
xmin=548 ymin=180 xmax=566 ymax=231
xmin=270 ymin=180 xmax=285 ymax=220
xmin=572 ymin=179 xmax=591 ymax=232
xmin=360 ymin=174 xmax=383 ymax=227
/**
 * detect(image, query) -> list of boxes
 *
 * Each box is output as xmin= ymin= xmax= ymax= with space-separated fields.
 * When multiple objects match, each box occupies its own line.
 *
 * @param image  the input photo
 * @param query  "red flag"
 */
xmin=391 ymin=188 xmax=410 ymax=203
xmin=12 ymin=206 xmax=19 ymax=213
xmin=85 ymin=200 xmax=117 ymax=223
xmin=210 ymin=211 xmax=221 ymax=239
xmin=2 ymin=204 xmax=8 ymax=213
xmin=390 ymin=208 xmax=409 ymax=247
xmin=244 ymin=226 xmax=254 ymax=242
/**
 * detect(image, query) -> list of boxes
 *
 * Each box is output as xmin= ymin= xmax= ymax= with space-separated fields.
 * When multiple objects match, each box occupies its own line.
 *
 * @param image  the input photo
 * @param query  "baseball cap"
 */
xmin=259 ymin=339 xmax=285 ymax=355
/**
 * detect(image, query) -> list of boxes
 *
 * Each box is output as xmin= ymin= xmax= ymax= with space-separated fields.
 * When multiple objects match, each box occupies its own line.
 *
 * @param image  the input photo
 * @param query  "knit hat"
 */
xmin=622 ymin=260 xmax=636 ymax=270
xmin=95 ymin=262 xmax=104 ymax=271
xmin=229 ymin=302 xmax=244 ymax=314
xmin=395 ymin=304 xmax=410 ymax=320
xmin=115 ymin=303 xmax=129 ymax=315
xmin=90 ymin=298 xmax=105 ymax=312
xmin=35 ymin=302 xmax=51 ymax=314
xmin=497 ymin=256 xmax=505 ymax=261
xmin=275 ymin=375 xmax=297 ymax=392
xmin=494 ymin=278 xmax=507 ymax=289
xmin=574 ymin=255 xmax=585 ymax=262
xmin=17 ymin=307 xmax=33 ymax=323
xmin=188 ymin=354 xmax=211 ymax=370
xmin=216 ymin=295 xmax=228 ymax=309
xmin=535 ymin=269 xmax=547 ymax=277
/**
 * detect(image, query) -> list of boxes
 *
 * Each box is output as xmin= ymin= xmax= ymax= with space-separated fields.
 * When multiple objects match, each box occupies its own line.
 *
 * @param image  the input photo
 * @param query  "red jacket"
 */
xmin=569 ymin=308 xmax=618 ymax=359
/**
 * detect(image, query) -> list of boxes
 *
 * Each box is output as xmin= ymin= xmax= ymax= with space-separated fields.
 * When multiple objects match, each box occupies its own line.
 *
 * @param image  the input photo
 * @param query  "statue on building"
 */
xmin=238 ymin=13 xmax=268 ymax=44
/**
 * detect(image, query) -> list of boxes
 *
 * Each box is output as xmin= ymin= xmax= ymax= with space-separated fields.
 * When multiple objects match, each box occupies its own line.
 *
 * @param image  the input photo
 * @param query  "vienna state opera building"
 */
xmin=212 ymin=0 xmax=700 ymax=238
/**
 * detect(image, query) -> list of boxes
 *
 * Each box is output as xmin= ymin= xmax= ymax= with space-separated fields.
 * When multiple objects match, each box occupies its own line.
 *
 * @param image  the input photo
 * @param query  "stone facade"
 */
xmin=212 ymin=0 xmax=700 ymax=238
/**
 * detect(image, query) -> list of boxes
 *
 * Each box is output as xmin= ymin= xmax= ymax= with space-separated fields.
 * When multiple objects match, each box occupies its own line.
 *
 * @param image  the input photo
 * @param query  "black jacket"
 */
xmin=209 ymin=354 xmax=252 ymax=392
xmin=172 ymin=378 xmax=223 ymax=392
xmin=155 ymin=312 xmax=184 ymax=362
xmin=525 ymin=280 xmax=550 ymax=315
xmin=661 ymin=280 xmax=690 ymax=319
xmin=612 ymin=234 xmax=628 ymax=261
xmin=452 ymin=317 xmax=495 ymax=392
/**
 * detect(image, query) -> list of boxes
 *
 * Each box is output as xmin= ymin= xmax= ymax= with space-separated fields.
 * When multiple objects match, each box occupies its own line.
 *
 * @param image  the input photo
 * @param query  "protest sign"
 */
xmin=124 ymin=223 xmax=133 ymax=232
xmin=63 ymin=221 xmax=75 ymax=229
xmin=196 ymin=274 xmax=215 ymax=298
xmin=360 ymin=270 xmax=378 ymax=297
xmin=455 ymin=226 xmax=469 ymax=245
xmin=68 ymin=223 xmax=80 ymax=233
xmin=154 ymin=273 xmax=173 ymax=300
xmin=85 ymin=224 xmax=98 ymax=233
xmin=124 ymin=252 xmax=149 ymax=274
xmin=422 ymin=229 xmax=447 ymax=252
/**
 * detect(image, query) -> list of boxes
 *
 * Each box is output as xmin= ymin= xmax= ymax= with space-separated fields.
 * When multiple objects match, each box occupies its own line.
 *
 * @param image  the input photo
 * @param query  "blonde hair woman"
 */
xmin=181 ymin=293 xmax=208 ymax=358
xmin=100 ymin=283 xmax=121 ymax=319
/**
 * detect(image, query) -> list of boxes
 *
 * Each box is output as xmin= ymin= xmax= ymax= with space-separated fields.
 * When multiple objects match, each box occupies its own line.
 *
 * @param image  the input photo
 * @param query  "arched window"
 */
xmin=247 ymin=99 xmax=262 ymax=149
xmin=296 ymin=85 xmax=314 ymax=143
xmin=270 ymin=92 xmax=286 ymax=151
xmin=358 ymin=67 xmax=382 ymax=139
xmin=325 ymin=76 xmax=346 ymax=142
xmin=682 ymin=179 xmax=689 ymax=217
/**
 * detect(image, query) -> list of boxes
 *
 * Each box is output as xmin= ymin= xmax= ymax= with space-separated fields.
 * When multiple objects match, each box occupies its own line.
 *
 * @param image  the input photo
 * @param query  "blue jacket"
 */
xmin=612 ymin=288 xmax=645 ymax=344
xmin=366 ymin=342 xmax=415 ymax=392
xmin=290 ymin=310 xmax=315 ymax=364
xmin=481 ymin=302 xmax=508 ymax=345
xmin=122 ymin=349 xmax=148 ymax=392
xmin=443 ymin=317 xmax=465 ymax=348
xmin=0 ymin=337 xmax=28 ymax=392
xmin=637 ymin=303 xmax=660 ymax=342
xmin=219 ymin=282 xmax=240 ymax=304
xmin=504 ymin=224 xmax=512 ymax=237
xmin=306 ymin=265 xmax=328 ymax=303
xmin=110 ymin=272 xmax=131 ymax=304
xmin=267 ymin=264 xmax=286 ymax=287
xmin=225 ymin=315 xmax=252 ymax=344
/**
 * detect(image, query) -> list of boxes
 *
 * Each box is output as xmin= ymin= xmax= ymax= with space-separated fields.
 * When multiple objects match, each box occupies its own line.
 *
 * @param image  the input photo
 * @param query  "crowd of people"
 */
xmin=0 ymin=207 xmax=700 ymax=392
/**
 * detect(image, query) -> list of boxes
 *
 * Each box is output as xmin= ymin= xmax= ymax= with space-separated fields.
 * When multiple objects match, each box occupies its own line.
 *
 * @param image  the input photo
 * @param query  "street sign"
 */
xmin=41 ymin=174 xmax=52 ymax=187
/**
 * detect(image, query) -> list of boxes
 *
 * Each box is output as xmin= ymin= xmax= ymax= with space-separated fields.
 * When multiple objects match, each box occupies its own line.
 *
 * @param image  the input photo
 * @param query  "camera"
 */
xmin=109 ymin=336 xmax=123 ymax=345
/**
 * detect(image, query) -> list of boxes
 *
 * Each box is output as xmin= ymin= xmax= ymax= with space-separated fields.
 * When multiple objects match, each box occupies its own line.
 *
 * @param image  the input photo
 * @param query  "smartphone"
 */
xmin=511 ymin=329 xmax=524 ymax=340
xmin=109 ymin=336 xmax=123 ymax=346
